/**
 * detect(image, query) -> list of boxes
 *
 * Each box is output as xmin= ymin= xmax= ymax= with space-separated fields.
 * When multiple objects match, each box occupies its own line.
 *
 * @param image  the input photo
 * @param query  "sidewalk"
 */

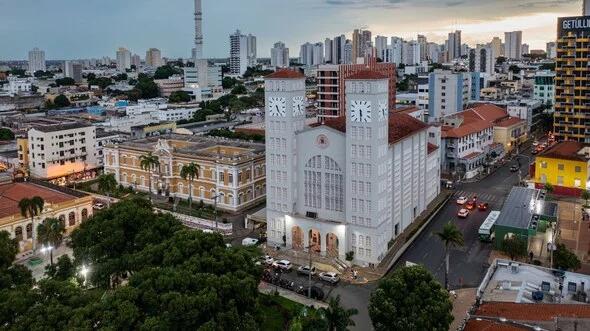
xmin=449 ymin=288 xmax=477 ymax=331
xmin=258 ymin=281 xmax=328 ymax=309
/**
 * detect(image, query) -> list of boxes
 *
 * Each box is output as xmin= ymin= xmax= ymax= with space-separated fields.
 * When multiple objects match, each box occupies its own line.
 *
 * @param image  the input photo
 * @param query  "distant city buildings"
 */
xmin=533 ymin=71 xmax=555 ymax=110
xmin=546 ymin=42 xmax=557 ymax=59
xmin=64 ymin=61 xmax=83 ymax=82
xmin=469 ymin=44 xmax=495 ymax=76
xmin=490 ymin=36 xmax=503 ymax=57
xmin=116 ymin=47 xmax=132 ymax=72
xmin=145 ymin=48 xmax=162 ymax=68
xmin=504 ymin=31 xmax=523 ymax=59
xmin=229 ymin=29 xmax=257 ymax=75
xmin=428 ymin=70 xmax=471 ymax=122
xmin=446 ymin=30 xmax=462 ymax=60
xmin=299 ymin=42 xmax=324 ymax=66
xmin=352 ymin=29 xmax=372 ymax=64
xmin=28 ymin=47 xmax=46 ymax=74
xmin=270 ymin=41 xmax=290 ymax=68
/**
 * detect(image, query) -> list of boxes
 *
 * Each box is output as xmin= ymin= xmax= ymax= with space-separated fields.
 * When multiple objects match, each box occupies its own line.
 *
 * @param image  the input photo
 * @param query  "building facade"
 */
xmin=427 ymin=70 xmax=471 ymax=123
xmin=553 ymin=15 xmax=590 ymax=142
xmin=116 ymin=47 xmax=132 ymax=72
xmin=146 ymin=48 xmax=163 ymax=68
xmin=504 ymin=31 xmax=523 ymax=59
xmin=103 ymin=135 xmax=266 ymax=212
xmin=534 ymin=141 xmax=590 ymax=195
xmin=229 ymin=30 xmax=251 ymax=76
xmin=28 ymin=48 xmax=46 ymax=74
xmin=533 ymin=71 xmax=555 ymax=111
xmin=271 ymin=42 xmax=290 ymax=68
xmin=265 ymin=69 xmax=439 ymax=266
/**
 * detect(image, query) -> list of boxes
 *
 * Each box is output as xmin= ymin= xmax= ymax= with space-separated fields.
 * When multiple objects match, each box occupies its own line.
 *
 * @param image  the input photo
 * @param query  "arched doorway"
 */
xmin=81 ymin=209 xmax=88 ymax=221
xmin=68 ymin=212 xmax=76 ymax=226
xmin=15 ymin=226 xmax=23 ymax=242
xmin=326 ymin=233 xmax=339 ymax=257
xmin=292 ymin=226 xmax=304 ymax=250
xmin=58 ymin=215 xmax=66 ymax=228
xmin=309 ymin=229 xmax=321 ymax=253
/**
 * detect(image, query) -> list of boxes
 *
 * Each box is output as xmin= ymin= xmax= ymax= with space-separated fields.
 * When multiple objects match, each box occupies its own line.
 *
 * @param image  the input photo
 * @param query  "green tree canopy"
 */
xmin=231 ymin=84 xmax=248 ymax=95
xmin=369 ymin=266 xmax=453 ymax=331
xmin=154 ymin=65 xmax=182 ymax=79
xmin=222 ymin=76 xmax=238 ymax=89
xmin=55 ymin=77 xmax=76 ymax=86
xmin=132 ymin=76 xmax=159 ymax=100
xmin=501 ymin=236 xmax=528 ymax=260
xmin=0 ymin=128 xmax=15 ymax=141
xmin=169 ymin=90 xmax=191 ymax=103
xmin=553 ymin=243 xmax=581 ymax=271
xmin=53 ymin=94 xmax=71 ymax=108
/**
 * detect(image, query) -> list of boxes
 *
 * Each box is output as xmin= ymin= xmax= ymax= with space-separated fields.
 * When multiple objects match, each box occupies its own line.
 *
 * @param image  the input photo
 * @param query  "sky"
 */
xmin=0 ymin=0 xmax=585 ymax=60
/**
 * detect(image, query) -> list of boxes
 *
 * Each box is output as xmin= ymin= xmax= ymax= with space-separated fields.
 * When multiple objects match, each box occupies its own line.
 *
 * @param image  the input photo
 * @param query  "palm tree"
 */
xmin=36 ymin=217 xmax=65 ymax=265
xmin=435 ymin=222 xmax=464 ymax=290
xmin=581 ymin=190 xmax=590 ymax=207
xmin=139 ymin=152 xmax=159 ymax=200
xmin=97 ymin=173 xmax=117 ymax=207
xmin=180 ymin=163 xmax=201 ymax=209
xmin=18 ymin=196 xmax=45 ymax=251
xmin=321 ymin=295 xmax=358 ymax=331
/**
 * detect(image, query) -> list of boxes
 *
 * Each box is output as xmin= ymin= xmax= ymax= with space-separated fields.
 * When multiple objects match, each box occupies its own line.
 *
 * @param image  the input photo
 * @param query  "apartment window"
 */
xmin=575 ymin=178 xmax=582 ymax=188
xmin=557 ymin=176 xmax=564 ymax=185
xmin=575 ymin=166 xmax=582 ymax=173
xmin=219 ymin=172 xmax=224 ymax=182
xmin=541 ymin=162 xmax=547 ymax=169
xmin=228 ymin=173 xmax=233 ymax=184
xmin=558 ymin=164 xmax=565 ymax=171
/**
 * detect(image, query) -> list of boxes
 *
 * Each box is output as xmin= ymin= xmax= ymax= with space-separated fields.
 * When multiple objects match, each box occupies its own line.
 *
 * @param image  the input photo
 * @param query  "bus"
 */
xmin=479 ymin=211 xmax=500 ymax=242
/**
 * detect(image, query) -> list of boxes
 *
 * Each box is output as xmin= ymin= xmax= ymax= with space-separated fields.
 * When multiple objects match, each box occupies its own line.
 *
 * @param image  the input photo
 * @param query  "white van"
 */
xmin=242 ymin=237 xmax=259 ymax=246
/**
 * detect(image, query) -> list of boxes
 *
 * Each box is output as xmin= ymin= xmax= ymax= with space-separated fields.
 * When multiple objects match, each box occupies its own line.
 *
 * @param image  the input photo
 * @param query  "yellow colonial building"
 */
xmin=534 ymin=141 xmax=590 ymax=195
xmin=103 ymin=135 xmax=266 ymax=212
xmin=0 ymin=180 xmax=94 ymax=255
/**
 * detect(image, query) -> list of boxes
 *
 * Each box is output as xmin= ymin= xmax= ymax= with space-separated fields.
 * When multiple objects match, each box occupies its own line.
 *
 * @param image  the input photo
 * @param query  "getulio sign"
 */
xmin=558 ymin=16 xmax=590 ymax=36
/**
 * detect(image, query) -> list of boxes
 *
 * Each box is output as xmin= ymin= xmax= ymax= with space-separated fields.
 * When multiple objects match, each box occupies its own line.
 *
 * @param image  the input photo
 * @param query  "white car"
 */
xmin=241 ymin=237 xmax=259 ymax=246
xmin=272 ymin=260 xmax=292 ymax=271
xmin=297 ymin=265 xmax=316 ymax=276
xmin=319 ymin=272 xmax=340 ymax=284
xmin=458 ymin=208 xmax=470 ymax=218
xmin=93 ymin=202 xmax=105 ymax=210
xmin=456 ymin=196 xmax=468 ymax=205
xmin=261 ymin=255 xmax=274 ymax=266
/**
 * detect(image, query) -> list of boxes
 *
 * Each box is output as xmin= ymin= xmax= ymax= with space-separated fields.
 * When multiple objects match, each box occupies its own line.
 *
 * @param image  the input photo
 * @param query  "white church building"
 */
xmin=265 ymin=69 xmax=440 ymax=266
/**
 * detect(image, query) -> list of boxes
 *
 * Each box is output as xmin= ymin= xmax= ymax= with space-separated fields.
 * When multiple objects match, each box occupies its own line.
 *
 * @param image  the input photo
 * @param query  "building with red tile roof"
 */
xmin=533 ymin=141 xmax=590 ymax=196
xmin=0 ymin=180 xmax=93 ymax=255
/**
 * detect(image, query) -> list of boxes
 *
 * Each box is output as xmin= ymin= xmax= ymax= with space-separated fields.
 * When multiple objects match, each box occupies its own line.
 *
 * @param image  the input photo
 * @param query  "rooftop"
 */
xmin=31 ymin=122 xmax=93 ymax=133
xmin=265 ymin=69 xmax=305 ymax=79
xmin=345 ymin=70 xmax=388 ymax=80
xmin=441 ymin=104 xmax=509 ymax=138
xmin=494 ymin=117 xmax=525 ymax=128
xmin=478 ymin=259 xmax=590 ymax=305
xmin=538 ymin=141 xmax=589 ymax=162
xmin=0 ymin=182 xmax=81 ymax=220
xmin=495 ymin=187 xmax=540 ymax=230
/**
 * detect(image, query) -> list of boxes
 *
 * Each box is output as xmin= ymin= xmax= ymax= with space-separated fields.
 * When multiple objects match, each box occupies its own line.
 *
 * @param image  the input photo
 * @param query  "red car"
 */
xmin=466 ymin=201 xmax=476 ymax=210
xmin=478 ymin=203 xmax=489 ymax=211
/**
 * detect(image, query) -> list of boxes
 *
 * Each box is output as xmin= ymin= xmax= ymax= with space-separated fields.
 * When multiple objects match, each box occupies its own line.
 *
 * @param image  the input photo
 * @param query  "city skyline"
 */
xmin=0 ymin=0 xmax=583 ymax=60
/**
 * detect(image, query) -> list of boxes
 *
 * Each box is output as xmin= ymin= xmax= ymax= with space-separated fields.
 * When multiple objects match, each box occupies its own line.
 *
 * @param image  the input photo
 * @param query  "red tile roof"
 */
xmin=345 ymin=70 xmax=388 ymax=80
xmin=475 ymin=302 xmax=590 ymax=321
xmin=538 ymin=141 xmax=588 ymax=162
xmin=265 ymin=69 xmax=305 ymax=79
xmin=0 ymin=182 xmax=76 ymax=219
xmin=494 ymin=117 xmax=525 ymax=128
xmin=463 ymin=151 xmax=482 ymax=160
xmin=441 ymin=104 xmax=509 ymax=138
xmin=427 ymin=143 xmax=439 ymax=155
xmin=464 ymin=319 xmax=527 ymax=331
xmin=311 ymin=113 xmax=428 ymax=144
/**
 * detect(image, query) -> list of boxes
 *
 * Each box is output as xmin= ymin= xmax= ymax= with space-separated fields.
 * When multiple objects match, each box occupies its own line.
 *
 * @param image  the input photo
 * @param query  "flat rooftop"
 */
xmin=478 ymin=259 xmax=590 ymax=305
xmin=496 ymin=187 xmax=540 ymax=230
xmin=0 ymin=182 xmax=84 ymax=221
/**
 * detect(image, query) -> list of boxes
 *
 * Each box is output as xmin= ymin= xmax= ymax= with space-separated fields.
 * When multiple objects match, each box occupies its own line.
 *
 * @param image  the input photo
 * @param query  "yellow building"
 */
xmin=534 ymin=141 xmax=590 ymax=195
xmin=0 ymin=181 xmax=94 ymax=254
xmin=103 ymin=135 xmax=266 ymax=212
xmin=493 ymin=117 xmax=528 ymax=153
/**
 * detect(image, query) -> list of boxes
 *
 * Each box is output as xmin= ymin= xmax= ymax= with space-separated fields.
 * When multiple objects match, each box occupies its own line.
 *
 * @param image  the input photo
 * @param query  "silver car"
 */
xmin=319 ymin=272 xmax=340 ymax=284
xmin=297 ymin=265 xmax=316 ymax=276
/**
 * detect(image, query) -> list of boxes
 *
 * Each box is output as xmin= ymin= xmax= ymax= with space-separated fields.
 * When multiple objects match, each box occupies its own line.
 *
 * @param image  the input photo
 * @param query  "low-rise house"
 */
xmin=534 ymin=141 xmax=590 ymax=195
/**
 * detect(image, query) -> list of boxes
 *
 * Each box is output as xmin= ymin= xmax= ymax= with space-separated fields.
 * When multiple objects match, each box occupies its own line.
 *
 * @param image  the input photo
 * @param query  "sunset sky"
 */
xmin=0 ymin=0 xmax=585 ymax=60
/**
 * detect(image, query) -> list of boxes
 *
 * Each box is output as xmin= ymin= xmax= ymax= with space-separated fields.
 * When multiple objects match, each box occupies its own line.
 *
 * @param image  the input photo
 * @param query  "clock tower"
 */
xmin=345 ymin=70 xmax=391 ymax=264
xmin=264 ymin=69 xmax=306 ymax=246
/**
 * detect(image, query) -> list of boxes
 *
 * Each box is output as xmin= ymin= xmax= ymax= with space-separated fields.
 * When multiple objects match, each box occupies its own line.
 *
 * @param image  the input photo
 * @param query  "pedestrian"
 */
xmin=353 ymin=269 xmax=358 ymax=280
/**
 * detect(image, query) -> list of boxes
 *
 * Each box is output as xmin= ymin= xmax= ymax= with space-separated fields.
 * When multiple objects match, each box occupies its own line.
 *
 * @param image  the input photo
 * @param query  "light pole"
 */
xmin=79 ymin=264 xmax=90 ymax=287
xmin=306 ymin=244 xmax=313 ymax=299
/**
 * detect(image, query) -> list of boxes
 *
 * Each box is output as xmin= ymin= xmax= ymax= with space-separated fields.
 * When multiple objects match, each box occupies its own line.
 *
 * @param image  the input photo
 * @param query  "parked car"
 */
xmin=261 ymin=255 xmax=274 ymax=266
xmin=456 ymin=196 xmax=468 ymax=205
xmin=466 ymin=201 xmax=475 ymax=210
xmin=296 ymin=286 xmax=325 ymax=300
xmin=318 ymin=272 xmax=340 ymax=284
xmin=457 ymin=209 xmax=470 ymax=218
xmin=272 ymin=260 xmax=292 ymax=271
xmin=242 ymin=238 xmax=259 ymax=246
xmin=510 ymin=165 xmax=520 ymax=172
xmin=93 ymin=202 xmax=105 ymax=210
xmin=478 ymin=203 xmax=489 ymax=211
xmin=297 ymin=265 xmax=316 ymax=276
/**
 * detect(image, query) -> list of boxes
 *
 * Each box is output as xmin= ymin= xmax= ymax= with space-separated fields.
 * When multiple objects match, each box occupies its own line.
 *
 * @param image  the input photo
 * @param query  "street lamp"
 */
xmin=79 ymin=264 xmax=90 ymax=287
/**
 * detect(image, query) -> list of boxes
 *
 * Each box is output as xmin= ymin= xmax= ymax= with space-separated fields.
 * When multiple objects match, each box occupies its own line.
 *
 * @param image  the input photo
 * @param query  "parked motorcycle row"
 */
xmin=262 ymin=269 xmax=325 ymax=301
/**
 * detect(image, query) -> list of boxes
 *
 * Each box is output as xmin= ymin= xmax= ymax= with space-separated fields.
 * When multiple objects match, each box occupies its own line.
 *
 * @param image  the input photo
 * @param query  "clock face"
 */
xmin=350 ymin=100 xmax=372 ymax=123
xmin=268 ymin=97 xmax=286 ymax=117
xmin=292 ymin=96 xmax=305 ymax=117
xmin=378 ymin=101 xmax=388 ymax=121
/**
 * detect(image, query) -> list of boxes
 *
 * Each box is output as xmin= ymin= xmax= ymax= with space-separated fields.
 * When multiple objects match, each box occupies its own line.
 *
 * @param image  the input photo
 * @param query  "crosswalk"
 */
xmin=452 ymin=190 xmax=503 ymax=206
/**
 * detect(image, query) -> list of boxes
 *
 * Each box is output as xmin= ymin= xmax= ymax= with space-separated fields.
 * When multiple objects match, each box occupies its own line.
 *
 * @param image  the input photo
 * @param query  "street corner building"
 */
xmin=102 ymin=135 xmax=266 ymax=213
xmin=264 ymin=69 xmax=441 ymax=267
xmin=533 ymin=141 xmax=590 ymax=196
xmin=0 ymin=180 xmax=93 ymax=256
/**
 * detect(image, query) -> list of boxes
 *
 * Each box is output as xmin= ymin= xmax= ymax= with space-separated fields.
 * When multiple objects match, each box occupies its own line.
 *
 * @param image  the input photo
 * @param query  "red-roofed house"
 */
xmin=441 ymin=104 xmax=512 ymax=179
xmin=264 ymin=68 xmax=440 ymax=267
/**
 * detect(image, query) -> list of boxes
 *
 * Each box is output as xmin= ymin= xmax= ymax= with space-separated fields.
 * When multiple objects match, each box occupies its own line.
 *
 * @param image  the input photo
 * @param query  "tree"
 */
xmin=53 ymin=94 xmax=71 ymax=108
xmin=154 ymin=65 xmax=181 ymax=79
xmin=435 ymin=222 xmax=464 ymax=290
xmin=55 ymin=77 xmax=76 ymax=86
xmin=231 ymin=84 xmax=247 ymax=95
xmin=168 ymin=90 xmax=191 ymax=103
xmin=37 ymin=217 xmax=66 ymax=265
xmin=112 ymin=73 xmax=128 ymax=82
xmin=97 ymin=173 xmax=118 ymax=207
xmin=501 ymin=236 xmax=528 ymax=260
xmin=133 ymin=76 xmax=159 ymax=100
xmin=222 ymin=76 xmax=238 ymax=89
xmin=0 ymin=231 xmax=18 ymax=270
xmin=553 ymin=243 xmax=581 ymax=271
xmin=0 ymin=128 xmax=15 ymax=141
xmin=496 ymin=56 xmax=507 ymax=65
xmin=581 ymin=190 xmax=590 ymax=207
xmin=44 ymin=254 xmax=76 ymax=281
xmin=139 ymin=152 xmax=159 ymax=199
xmin=290 ymin=308 xmax=328 ymax=331
xmin=18 ymin=196 xmax=44 ymax=251
xmin=180 ymin=163 xmax=200 ymax=209
xmin=509 ymin=64 xmax=521 ymax=74
xmin=544 ymin=182 xmax=554 ymax=194
xmin=369 ymin=266 xmax=453 ymax=331
xmin=322 ymin=295 xmax=358 ymax=331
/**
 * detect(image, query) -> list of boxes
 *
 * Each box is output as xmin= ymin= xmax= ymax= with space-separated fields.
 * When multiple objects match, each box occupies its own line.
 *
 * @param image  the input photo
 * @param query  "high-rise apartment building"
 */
xmin=490 ymin=37 xmax=503 ymax=57
xmin=145 ymin=48 xmax=162 ymax=68
xmin=417 ymin=34 xmax=428 ymax=61
xmin=402 ymin=41 xmax=421 ymax=65
xmin=271 ymin=42 xmax=290 ymax=68
xmin=553 ymin=14 xmax=590 ymax=142
xmin=229 ymin=29 xmax=255 ymax=76
xmin=64 ymin=61 xmax=83 ymax=82
xmin=352 ymin=29 xmax=372 ymax=64
xmin=343 ymin=41 xmax=353 ymax=65
xmin=325 ymin=38 xmax=334 ymax=64
xmin=116 ymin=47 xmax=132 ymax=72
xmin=246 ymin=34 xmax=257 ymax=67
xmin=316 ymin=57 xmax=396 ymax=118
xmin=469 ymin=44 xmax=495 ymax=76
xmin=427 ymin=70 xmax=471 ymax=122
xmin=328 ymin=35 xmax=346 ymax=65
xmin=299 ymin=42 xmax=325 ymax=67
xmin=504 ymin=31 xmax=523 ymax=59
xmin=446 ymin=30 xmax=462 ymax=60
xmin=546 ymin=42 xmax=557 ymax=58
xmin=375 ymin=36 xmax=388 ymax=61
xmin=131 ymin=54 xmax=141 ymax=68
xmin=28 ymin=48 xmax=46 ymax=74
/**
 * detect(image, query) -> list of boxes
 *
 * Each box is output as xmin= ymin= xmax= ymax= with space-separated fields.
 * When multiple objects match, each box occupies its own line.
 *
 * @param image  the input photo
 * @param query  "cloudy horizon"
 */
xmin=0 ymin=0 xmax=585 ymax=60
